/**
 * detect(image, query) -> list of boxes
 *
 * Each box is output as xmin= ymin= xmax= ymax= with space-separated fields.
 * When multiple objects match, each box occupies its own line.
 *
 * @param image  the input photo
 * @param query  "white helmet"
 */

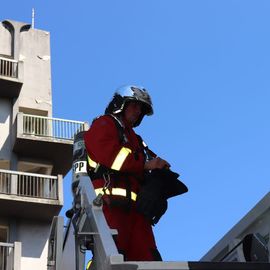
xmin=105 ymin=85 xmax=153 ymax=127
xmin=105 ymin=85 xmax=153 ymax=115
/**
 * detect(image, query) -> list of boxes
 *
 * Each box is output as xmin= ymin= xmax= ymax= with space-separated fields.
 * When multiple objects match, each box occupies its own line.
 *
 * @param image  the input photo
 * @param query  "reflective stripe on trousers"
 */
xmin=95 ymin=188 xmax=137 ymax=201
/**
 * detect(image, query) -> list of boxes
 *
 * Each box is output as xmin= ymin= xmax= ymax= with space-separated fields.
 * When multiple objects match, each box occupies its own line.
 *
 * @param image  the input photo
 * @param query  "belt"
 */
xmin=95 ymin=188 xmax=137 ymax=201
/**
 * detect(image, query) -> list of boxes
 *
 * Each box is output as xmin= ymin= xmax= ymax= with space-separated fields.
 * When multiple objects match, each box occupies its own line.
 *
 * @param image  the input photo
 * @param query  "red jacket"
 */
xmin=84 ymin=115 xmax=145 ymax=196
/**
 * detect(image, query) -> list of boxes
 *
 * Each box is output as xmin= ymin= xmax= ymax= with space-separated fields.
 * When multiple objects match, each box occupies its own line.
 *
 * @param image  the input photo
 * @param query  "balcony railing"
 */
xmin=0 ymin=57 xmax=18 ymax=78
xmin=21 ymin=113 xmax=86 ymax=140
xmin=0 ymin=169 xmax=58 ymax=200
xmin=0 ymin=242 xmax=21 ymax=270
xmin=0 ymin=242 xmax=13 ymax=270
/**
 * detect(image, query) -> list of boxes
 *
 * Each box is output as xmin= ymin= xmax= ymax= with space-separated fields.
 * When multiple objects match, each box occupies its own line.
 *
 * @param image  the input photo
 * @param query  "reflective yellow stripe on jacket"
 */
xmin=86 ymin=259 xmax=92 ymax=270
xmin=87 ymin=156 xmax=98 ymax=169
xmin=95 ymin=188 xmax=137 ymax=201
xmin=111 ymin=147 xmax=132 ymax=170
xmin=87 ymin=147 xmax=132 ymax=171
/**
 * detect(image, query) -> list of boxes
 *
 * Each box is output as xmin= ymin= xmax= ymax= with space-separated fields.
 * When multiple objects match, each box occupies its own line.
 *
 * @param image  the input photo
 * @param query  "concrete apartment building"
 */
xmin=0 ymin=19 xmax=87 ymax=270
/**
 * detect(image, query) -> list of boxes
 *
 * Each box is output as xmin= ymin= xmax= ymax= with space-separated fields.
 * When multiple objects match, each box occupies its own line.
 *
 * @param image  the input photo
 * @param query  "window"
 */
xmin=0 ymin=226 xmax=8 ymax=242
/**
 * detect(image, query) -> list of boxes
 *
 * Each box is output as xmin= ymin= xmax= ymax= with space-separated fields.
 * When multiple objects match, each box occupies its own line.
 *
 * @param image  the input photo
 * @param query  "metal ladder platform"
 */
xmin=48 ymin=173 xmax=270 ymax=270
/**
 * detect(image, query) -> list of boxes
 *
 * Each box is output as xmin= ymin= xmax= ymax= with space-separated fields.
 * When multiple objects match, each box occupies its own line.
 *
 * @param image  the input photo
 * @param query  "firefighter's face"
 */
xmin=124 ymin=101 xmax=143 ymax=126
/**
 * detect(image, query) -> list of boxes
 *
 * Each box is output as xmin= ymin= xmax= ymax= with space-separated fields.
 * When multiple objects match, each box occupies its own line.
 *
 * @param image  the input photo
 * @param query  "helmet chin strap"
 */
xmin=133 ymin=113 xmax=144 ymax=127
xmin=115 ymin=111 xmax=144 ymax=128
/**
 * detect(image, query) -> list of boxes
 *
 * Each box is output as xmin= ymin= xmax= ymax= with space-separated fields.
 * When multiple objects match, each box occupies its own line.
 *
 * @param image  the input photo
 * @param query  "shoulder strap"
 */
xmin=106 ymin=114 xmax=127 ymax=144
xmin=136 ymin=134 xmax=157 ymax=160
xmin=91 ymin=114 xmax=126 ymax=144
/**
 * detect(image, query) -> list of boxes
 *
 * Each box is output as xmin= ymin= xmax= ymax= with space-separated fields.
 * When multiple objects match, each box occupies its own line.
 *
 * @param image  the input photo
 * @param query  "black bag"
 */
xmin=150 ymin=169 xmax=188 ymax=199
xmin=136 ymin=169 xmax=188 ymax=225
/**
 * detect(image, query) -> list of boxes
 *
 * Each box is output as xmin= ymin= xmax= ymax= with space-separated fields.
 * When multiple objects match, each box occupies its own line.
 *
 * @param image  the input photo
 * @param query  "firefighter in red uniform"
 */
xmin=84 ymin=85 xmax=170 ymax=261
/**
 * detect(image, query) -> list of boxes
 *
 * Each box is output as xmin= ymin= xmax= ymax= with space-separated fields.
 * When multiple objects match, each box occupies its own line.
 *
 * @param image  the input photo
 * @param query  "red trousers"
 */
xmin=103 ymin=203 xmax=161 ymax=261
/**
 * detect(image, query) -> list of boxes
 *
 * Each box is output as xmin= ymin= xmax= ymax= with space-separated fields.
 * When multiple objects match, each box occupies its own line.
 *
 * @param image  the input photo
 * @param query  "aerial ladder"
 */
xmin=47 ymin=132 xmax=270 ymax=270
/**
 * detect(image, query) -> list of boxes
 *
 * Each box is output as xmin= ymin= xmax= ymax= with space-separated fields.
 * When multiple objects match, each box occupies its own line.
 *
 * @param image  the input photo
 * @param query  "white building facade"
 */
xmin=0 ymin=19 xmax=87 ymax=270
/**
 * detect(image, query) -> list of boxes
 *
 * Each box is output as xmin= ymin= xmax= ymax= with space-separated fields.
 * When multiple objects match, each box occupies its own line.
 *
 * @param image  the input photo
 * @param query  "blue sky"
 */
xmin=2 ymin=0 xmax=270 ymax=261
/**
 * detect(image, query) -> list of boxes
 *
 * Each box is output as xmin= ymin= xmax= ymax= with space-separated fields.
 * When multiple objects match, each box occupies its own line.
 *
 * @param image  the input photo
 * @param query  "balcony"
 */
xmin=0 ymin=57 xmax=23 ymax=98
xmin=0 ymin=169 xmax=63 ymax=220
xmin=0 ymin=242 xmax=21 ymax=270
xmin=13 ymin=113 xmax=88 ymax=176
